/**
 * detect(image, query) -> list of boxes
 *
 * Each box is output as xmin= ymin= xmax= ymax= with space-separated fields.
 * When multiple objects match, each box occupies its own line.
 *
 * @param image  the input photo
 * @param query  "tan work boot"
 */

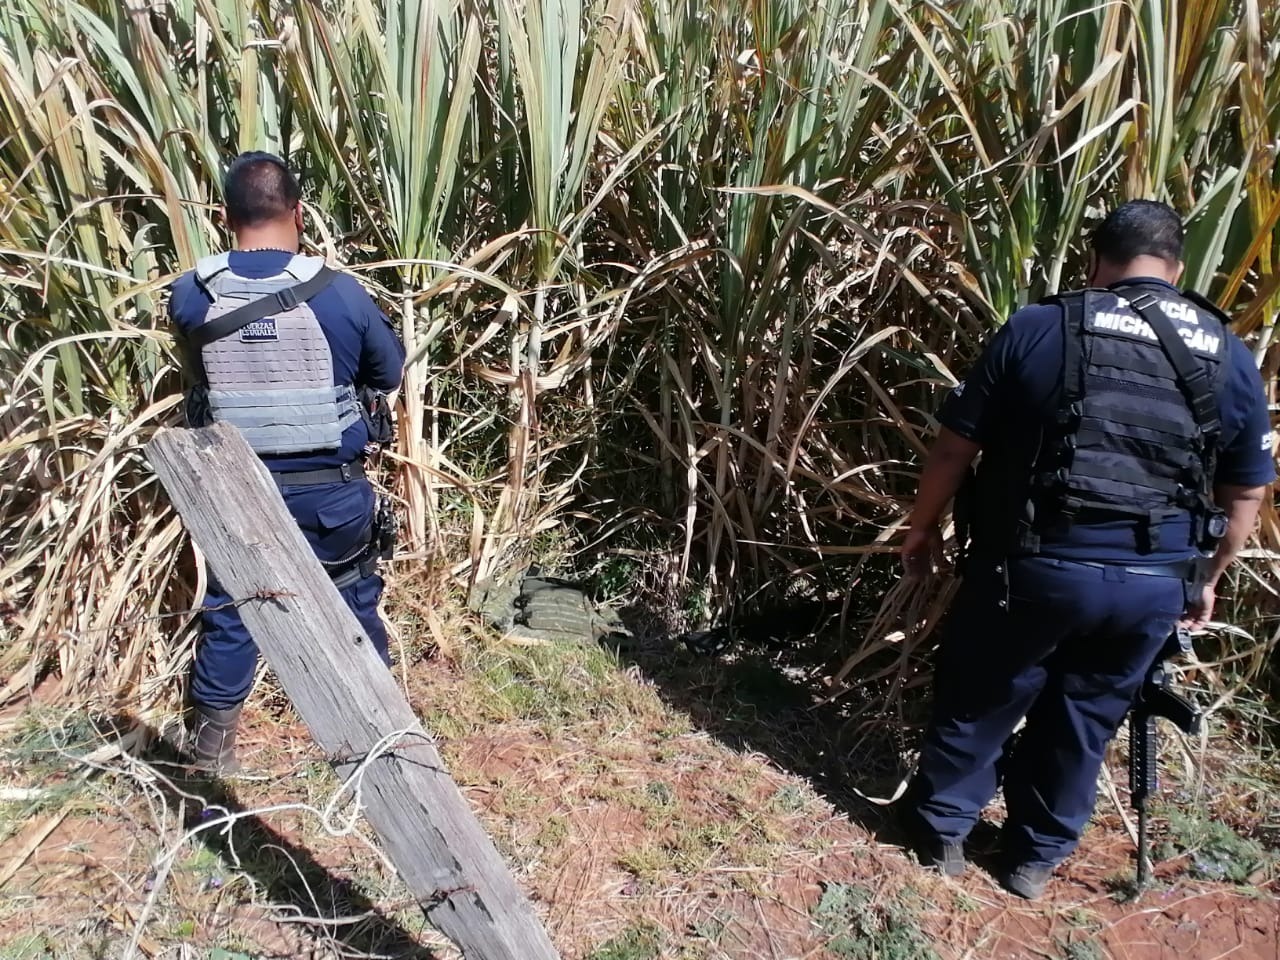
xmin=190 ymin=704 xmax=243 ymax=775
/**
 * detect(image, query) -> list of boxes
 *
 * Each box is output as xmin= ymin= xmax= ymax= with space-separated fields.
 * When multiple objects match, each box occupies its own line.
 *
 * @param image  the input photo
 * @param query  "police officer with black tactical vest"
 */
xmin=169 ymin=152 xmax=405 ymax=773
xmin=897 ymin=201 xmax=1274 ymax=899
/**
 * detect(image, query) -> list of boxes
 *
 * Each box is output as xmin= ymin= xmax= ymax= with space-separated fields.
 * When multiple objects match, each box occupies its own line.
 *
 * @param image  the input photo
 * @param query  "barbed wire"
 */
xmin=117 ymin=726 xmax=435 ymax=960
xmin=16 ymin=711 xmax=435 ymax=957
xmin=8 ymin=588 xmax=298 ymax=643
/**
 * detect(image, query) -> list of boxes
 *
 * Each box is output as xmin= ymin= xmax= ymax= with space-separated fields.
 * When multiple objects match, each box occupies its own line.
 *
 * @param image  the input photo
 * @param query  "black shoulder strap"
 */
xmin=1115 ymin=286 xmax=1221 ymax=442
xmin=1059 ymin=291 xmax=1087 ymax=403
xmin=1176 ymin=289 xmax=1231 ymax=404
xmin=188 ymin=267 xmax=336 ymax=349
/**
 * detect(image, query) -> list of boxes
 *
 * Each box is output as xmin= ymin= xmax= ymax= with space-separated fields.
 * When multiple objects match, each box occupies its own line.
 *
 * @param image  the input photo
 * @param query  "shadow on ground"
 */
xmin=605 ymin=594 xmax=922 ymax=836
xmin=141 ymin=727 xmax=435 ymax=959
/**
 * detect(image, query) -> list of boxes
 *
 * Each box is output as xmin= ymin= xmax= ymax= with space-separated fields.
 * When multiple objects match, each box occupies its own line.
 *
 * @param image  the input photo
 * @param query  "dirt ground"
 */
xmin=1 ymin=634 xmax=1277 ymax=960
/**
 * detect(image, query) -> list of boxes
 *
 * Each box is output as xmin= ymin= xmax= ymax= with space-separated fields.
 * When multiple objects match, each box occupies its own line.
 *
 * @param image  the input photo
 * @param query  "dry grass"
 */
xmin=0 ymin=598 xmax=1277 ymax=959
xmin=2 ymin=0 xmax=1278 ymax=722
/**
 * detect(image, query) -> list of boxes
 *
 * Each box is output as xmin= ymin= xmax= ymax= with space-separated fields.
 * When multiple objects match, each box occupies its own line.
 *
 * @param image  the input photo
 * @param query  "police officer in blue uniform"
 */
xmin=898 ymin=201 xmax=1273 ymax=898
xmin=169 ymin=153 xmax=406 ymax=772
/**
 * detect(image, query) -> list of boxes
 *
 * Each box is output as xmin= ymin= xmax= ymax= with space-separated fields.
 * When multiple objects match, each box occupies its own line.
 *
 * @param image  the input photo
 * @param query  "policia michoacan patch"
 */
xmin=1085 ymin=294 xmax=1224 ymax=360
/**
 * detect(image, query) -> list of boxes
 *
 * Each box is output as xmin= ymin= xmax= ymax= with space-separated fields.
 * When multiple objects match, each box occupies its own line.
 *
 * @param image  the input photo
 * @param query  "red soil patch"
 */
xmin=2 ymin=655 xmax=1277 ymax=959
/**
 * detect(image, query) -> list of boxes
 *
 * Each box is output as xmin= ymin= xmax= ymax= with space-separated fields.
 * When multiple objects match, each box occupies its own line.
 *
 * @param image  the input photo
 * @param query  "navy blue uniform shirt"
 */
xmin=170 ymin=250 xmax=405 ymax=473
xmin=940 ymin=278 xmax=1275 ymax=562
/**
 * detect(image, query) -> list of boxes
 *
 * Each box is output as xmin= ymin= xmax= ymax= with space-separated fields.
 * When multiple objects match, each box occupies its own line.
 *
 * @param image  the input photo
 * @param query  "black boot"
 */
xmin=191 ymin=704 xmax=243 ymax=774
xmin=892 ymin=778 xmax=967 ymax=877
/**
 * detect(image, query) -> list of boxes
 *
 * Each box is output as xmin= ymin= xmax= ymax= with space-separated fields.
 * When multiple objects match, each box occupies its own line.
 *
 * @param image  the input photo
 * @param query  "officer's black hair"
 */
xmin=223 ymin=151 xmax=301 ymax=227
xmin=1091 ymin=200 xmax=1184 ymax=265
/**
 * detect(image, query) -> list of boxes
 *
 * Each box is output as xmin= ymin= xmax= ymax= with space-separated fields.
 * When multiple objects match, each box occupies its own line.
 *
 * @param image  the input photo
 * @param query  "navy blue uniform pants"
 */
xmin=912 ymin=556 xmax=1186 ymax=866
xmin=190 ymin=477 xmax=391 ymax=710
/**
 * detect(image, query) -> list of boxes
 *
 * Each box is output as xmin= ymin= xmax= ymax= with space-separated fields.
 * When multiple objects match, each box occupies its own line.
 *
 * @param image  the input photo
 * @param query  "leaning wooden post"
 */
xmin=146 ymin=423 xmax=560 ymax=960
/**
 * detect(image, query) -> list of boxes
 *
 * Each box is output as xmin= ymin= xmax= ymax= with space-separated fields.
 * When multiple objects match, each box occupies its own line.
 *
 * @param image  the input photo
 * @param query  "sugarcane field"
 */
xmin=2 ymin=1 xmax=1279 ymax=958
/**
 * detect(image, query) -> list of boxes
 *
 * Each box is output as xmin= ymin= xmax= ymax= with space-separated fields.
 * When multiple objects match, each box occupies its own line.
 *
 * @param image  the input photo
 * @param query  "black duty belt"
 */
xmin=1066 ymin=559 xmax=1197 ymax=580
xmin=271 ymin=461 xmax=365 ymax=487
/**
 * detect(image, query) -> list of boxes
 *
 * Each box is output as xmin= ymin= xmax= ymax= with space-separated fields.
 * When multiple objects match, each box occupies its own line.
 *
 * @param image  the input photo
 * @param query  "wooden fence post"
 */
xmin=146 ymin=423 xmax=560 ymax=960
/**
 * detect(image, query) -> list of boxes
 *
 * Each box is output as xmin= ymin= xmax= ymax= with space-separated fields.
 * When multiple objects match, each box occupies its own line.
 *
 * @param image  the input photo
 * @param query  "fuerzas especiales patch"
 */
xmin=239 ymin=318 xmax=279 ymax=342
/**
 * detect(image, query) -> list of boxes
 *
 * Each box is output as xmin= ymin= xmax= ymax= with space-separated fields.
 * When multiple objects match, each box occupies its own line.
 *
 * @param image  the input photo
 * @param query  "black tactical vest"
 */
xmin=1012 ymin=282 xmax=1230 ymax=555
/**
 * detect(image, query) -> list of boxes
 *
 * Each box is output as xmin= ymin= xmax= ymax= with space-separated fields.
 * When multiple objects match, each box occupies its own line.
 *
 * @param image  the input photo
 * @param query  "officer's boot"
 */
xmin=191 ymin=704 xmax=243 ymax=775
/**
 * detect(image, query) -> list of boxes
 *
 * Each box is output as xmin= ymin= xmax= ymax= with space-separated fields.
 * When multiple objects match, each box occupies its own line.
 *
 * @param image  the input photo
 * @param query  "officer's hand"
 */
xmin=901 ymin=524 xmax=944 ymax=579
xmin=1180 ymin=583 xmax=1215 ymax=631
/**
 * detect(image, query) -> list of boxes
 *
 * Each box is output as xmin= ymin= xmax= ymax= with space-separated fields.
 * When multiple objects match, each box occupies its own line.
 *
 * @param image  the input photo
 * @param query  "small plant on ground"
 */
xmin=617 ymin=843 xmax=670 ymax=883
xmin=643 ymin=780 xmax=675 ymax=810
xmin=587 ymin=921 xmax=666 ymax=960
xmin=1061 ymin=907 xmax=1106 ymax=952
xmin=1055 ymin=937 xmax=1108 ymax=960
xmin=1164 ymin=810 xmax=1274 ymax=884
xmin=687 ymin=913 xmax=725 ymax=943
xmin=533 ymin=814 xmax=569 ymax=852
xmin=593 ymin=555 xmax=641 ymax=604
xmin=811 ymin=882 xmax=940 ymax=960
xmin=768 ymin=783 xmax=809 ymax=814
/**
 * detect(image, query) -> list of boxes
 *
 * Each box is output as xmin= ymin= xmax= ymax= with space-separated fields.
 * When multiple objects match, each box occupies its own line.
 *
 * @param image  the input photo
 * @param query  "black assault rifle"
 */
xmin=1128 ymin=626 xmax=1201 ymax=889
xmin=357 ymin=387 xmax=397 ymax=568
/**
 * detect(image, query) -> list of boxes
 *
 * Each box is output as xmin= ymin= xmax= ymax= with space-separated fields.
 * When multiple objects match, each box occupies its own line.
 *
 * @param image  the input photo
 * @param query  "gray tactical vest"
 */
xmin=188 ymin=253 xmax=360 ymax=455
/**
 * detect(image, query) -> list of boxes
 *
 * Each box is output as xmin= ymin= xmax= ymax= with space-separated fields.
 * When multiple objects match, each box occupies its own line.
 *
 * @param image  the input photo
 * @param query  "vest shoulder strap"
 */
xmin=193 ymin=253 xmax=232 ymax=291
xmin=1041 ymin=288 xmax=1092 ymax=404
xmin=188 ymin=267 xmax=337 ymax=350
xmin=1112 ymin=284 xmax=1221 ymax=442
xmin=282 ymin=255 xmax=327 ymax=282
xmin=193 ymin=253 xmax=327 ymax=295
